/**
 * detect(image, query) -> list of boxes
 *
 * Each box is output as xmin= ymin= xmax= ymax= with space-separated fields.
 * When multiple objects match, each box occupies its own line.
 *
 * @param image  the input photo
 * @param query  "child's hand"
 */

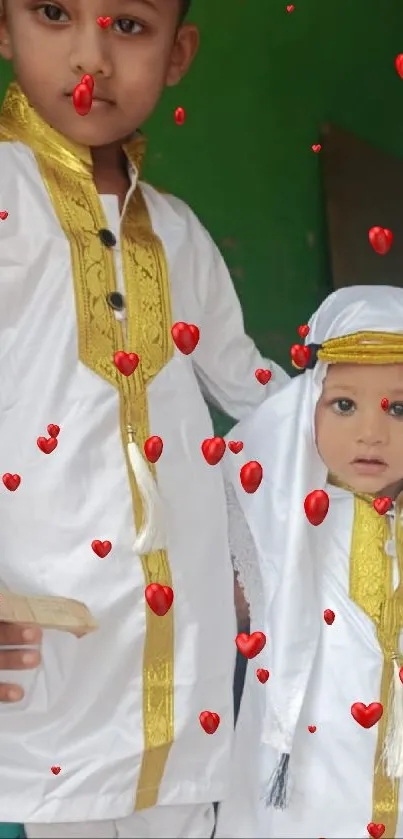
xmin=0 ymin=623 xmax=42 ymax=702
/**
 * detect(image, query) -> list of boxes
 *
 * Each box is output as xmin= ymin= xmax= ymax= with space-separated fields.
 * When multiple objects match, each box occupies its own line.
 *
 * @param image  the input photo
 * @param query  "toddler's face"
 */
xmin=315 ymin=362 xmax=403 ymax=498
xmin=0 ymin=0 xmax=198 ymax=148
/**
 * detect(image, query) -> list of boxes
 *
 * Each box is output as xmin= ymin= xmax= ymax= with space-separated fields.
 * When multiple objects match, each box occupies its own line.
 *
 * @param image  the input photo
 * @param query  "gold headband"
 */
xmin=291 ymin=331 xmax=403 ymax=370
xmin=318 ymin=331 xmax=403 ymax=365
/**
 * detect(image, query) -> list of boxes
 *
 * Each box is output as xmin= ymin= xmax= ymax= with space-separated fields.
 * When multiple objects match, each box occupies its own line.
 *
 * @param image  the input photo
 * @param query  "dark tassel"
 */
xmin=262 ymin=753 xmax=290 ymax=810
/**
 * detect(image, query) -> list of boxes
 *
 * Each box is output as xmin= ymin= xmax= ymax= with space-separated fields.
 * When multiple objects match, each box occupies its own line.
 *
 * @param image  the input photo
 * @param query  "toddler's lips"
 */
xmin=351 ymin=458 xmax=387 ymax=474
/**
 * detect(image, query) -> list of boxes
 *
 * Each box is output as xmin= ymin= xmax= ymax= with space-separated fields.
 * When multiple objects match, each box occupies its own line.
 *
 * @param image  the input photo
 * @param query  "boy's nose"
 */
xmin=69 ymin=25 xmax=113 ymax=78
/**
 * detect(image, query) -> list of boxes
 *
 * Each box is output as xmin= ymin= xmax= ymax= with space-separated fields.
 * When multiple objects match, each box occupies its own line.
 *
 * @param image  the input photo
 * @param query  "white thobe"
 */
xmin=216 ymin=483 xmax=403 ymax=838
xmin=0 ymin=136 xmax=289 ymax=824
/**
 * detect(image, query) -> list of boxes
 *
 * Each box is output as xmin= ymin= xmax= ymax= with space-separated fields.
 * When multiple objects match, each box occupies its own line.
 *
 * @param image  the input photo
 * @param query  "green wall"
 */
xmin=143 ymin=0 xmax=403 ymax=374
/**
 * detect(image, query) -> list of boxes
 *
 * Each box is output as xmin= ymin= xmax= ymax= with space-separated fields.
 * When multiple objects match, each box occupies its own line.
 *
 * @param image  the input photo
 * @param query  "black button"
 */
xmin=107 ymin=292 xmax=125 ymax=312
xmin=98 ymin=228 xmax=117 ymax=248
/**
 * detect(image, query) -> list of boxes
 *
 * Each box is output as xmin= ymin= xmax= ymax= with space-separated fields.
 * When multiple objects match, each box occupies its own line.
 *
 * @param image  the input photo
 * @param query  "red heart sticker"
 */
xmin=175 ymin=107 xmax=186 ymax=125
xmin=37 ymin=436 xmax=58 ymax=454
xmin=380 ymin=398 xmax=389 ymax=411
xmin=256 ymin=668 xmax=270 ymax=683
xmin=323 ymin=609 xmax=335 ymax=625
xmin=72 ymin=82 xmax=93 ymax=117
xmin=308 ymin=725 xmax=317 ymax=733
xmin=201 ymin=437 xmax=226 ymax=465
xmin=367 ymin=824 xmax=385 ymax=839
xmin=236 ymin=631 xmax=266 ymax=659
xmin=286 ymin=4 xmax=295 ymax=11
xmin=240 ymin=461 xmax=263 ymax=493
xmin=395 ymin=54 xmax=403 ymax=78
xmin=351 ymin=702 xmax=383 ymax=728
xmin=298 ymin=324 xmax=310 ymax=338
xmin=312 ymin=144 xmax=322 ymax=153
xmin=144 ymin=436 xmax=163 ymax=463
xmin=113 ymin=351 xmax=140 ymax=377
xmin=0 ymin=211 xmax=8 ymax=220
xmin=171 ymin=322 xmax=200 ymax=355
xmin=368 ymin=226 xmax=393 ymax=255
xmin=228 ymin=441 xmax=244 ymax=454
xmin=51 ymin=766 xmax=61 ymax=775
xmin=255 ymin=368 xmax=272 ymax=385
xmin=373 ymin=496 xmax=392 ymax=516
xmin=145 ymin=583 xmax=174 ymax=617
xmin=81 ymin=74 xmax=94 ymax=93
xmin=97 ymin=15 xmax=112 ymax=27
xmin=2 ymin=473 xmax=21 ymax=492
xmin=47 ymin=424 xmax=60 ymax=439
xmin=91 ymin=540 xmax=112 ymax=558
xmin=304 ymin=490 xmax=329 ymax=526
xmin=199 ymin=711 xmax=220 ymax=734
xmin=290 ymin=344 xmax=311 ymax=369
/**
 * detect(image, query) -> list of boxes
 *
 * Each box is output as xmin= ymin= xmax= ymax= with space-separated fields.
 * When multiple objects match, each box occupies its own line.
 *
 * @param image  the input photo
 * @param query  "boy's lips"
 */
xmin=65 ymin=92 xmax=114 ymax=105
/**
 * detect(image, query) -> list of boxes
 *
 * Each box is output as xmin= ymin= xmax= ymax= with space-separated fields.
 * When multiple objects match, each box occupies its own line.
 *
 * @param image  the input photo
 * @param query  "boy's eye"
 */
xmin=38 ymin=4 xmax=68 ymax=22
xmin=113 ymin=18 xmax=143 ymax=35
xmin=389 ymin=402 xmax=403 ymax=418
xmin=332 ymin=398 xmax=355 ymax=414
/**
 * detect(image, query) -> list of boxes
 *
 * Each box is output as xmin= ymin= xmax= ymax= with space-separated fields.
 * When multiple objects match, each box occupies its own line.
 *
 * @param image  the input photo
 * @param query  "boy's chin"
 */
xmin=41 ymin=102 xmax=125 ymax=148
xmin=54 ymin=117 xmax=121 ymax=148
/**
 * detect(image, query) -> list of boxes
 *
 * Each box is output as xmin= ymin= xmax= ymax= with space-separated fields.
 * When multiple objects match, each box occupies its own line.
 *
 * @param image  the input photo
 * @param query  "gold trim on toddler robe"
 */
xmin=330 ymin=477 xmax=403 ymax=838
xmin=0 ymin=82 xmax=175 ymax=810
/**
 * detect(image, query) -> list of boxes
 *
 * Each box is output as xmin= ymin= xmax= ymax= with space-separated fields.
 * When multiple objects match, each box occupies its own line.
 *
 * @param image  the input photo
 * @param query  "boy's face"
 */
xmin=0 ymin=0 xmax=199 ymax=147
xmin=315 ymin=362 xmax=403 ymax=498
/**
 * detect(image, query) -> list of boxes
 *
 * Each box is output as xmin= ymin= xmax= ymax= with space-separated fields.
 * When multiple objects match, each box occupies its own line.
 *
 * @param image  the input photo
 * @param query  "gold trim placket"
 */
xmin=348 ymin=490 xmax=403 ymax=837
xmin=0 ymin=82 xmax=175 ymax=810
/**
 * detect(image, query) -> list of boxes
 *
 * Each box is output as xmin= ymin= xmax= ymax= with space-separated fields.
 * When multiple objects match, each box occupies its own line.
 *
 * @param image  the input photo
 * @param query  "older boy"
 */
xmin=0 ymin=0 xmax=288 ymax=837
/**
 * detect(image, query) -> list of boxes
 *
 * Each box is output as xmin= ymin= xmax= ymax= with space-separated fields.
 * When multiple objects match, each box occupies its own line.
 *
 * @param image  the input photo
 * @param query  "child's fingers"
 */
xmin=0 ymin=647 xmax=41 ymax=671
xmin=0 ymin=623 xmax=42 ymax=701
xmin=0 ymin=622 xmax=42 ymax=647
xmin=0 ymin=683 xmax=25 ymax=702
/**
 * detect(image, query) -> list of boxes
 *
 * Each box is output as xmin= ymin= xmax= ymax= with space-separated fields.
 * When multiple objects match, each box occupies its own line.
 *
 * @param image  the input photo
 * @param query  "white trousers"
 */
xmin=25 ymin=802 xmax=215 ymax=839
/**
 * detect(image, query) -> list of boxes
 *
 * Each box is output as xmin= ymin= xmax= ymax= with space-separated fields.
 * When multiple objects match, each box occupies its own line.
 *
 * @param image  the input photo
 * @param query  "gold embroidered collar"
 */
xmin=328 ymin=473 xmax=403 ymax=511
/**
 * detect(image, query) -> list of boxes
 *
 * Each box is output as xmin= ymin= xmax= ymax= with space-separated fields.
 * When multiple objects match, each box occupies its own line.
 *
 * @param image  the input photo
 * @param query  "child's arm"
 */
xmin=190 ymin=222 xmax=290 ymax=421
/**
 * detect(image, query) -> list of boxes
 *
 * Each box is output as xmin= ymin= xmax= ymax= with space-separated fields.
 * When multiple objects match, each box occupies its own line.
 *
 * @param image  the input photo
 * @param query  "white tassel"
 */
xmin=127 ymin=438 xmax=167 ymax=556
xmin=382 ymin=657 xmax=403 ymax=778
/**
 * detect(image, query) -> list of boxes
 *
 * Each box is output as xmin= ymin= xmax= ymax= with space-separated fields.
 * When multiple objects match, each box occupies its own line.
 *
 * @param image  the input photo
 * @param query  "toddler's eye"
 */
xmin=332 ymin=398 xmax=355 ymax=414
xmin=389 ymin=402 xmax=403 ymax=418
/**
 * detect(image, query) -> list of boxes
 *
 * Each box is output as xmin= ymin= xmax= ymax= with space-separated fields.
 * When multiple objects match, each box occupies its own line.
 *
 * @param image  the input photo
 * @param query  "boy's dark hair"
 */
xmin=179 ymin=0 xmax=191 ymax=21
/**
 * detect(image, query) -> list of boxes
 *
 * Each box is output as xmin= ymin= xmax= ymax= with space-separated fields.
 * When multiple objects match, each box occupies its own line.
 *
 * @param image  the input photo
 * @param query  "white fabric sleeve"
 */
xmin=175 ymin=204 xmax=289 ymax=421
xmin=225 ymin=477 xmax=265 ymax=627
xmin=192 ymin=236 xmax=289 ymax=420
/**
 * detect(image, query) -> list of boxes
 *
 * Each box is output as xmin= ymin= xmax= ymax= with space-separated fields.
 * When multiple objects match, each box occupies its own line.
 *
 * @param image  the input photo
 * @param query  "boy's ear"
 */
xmin=165 ymin=23 xmax=200 ymax=87
xmin=0 ymin=3 xmax=12 ymax=61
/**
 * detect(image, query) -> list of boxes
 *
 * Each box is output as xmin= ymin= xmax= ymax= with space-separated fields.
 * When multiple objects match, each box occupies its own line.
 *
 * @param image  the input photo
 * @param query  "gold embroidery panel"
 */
xmin=351 ymin=498 xmax=403 ymax=837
